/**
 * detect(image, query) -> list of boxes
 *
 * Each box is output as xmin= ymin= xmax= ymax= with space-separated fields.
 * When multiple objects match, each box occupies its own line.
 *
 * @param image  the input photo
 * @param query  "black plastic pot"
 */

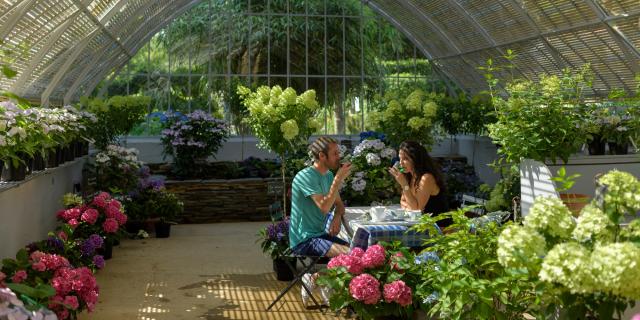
xmin=1 ymin=155 xmax=28 ymax=181
xmin=31 ymin=153 xmax=46 ymax=172
xmin=125 ymin=220 xmax=146 ymax=234
xmin=154 ymin=221 xmax=172 ymax=238
xmin=608 ymin=142 xmax=628 ymax=155
xmin=64 ymin=146 xmax=74 ymax=162
xmin=587 ymin=138 xmax=606 ymax=155
xmin=46 ymin=149 xmax=58 ymax=168
xmin=97 ymin=239 xmax=113 ymax=260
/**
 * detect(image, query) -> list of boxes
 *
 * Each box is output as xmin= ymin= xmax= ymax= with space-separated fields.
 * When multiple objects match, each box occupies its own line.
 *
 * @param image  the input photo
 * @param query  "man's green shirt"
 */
xmin=289 ymin=166 xmax=334 ymax=248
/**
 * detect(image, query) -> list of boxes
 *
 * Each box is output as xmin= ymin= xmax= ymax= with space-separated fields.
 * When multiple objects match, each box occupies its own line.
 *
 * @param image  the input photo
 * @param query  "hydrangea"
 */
xmin=572 ymin=204 xmax=614 ymax=242
xmin=327 ymin=253 xmax=364 ymax=275
xmin=497 ymin=224 xmax=546 ymax=269
xmin=280 ymin=119 xmax=299 ymax=141
xmin=361 ymin=244 xmax=386 ymax=269
xmin=351 ymin=178 xmax=366 ymax=193
xmin=597 ymin=170 xmax=640 ymax=218
xmin=365 ymin=153 xmax=380 ymax=166
xmin=280 ymin=87 xmax=297 ymax=106
xmin=539 ymin=242 xmax=592 ymax=293
xmin=383 ymin=280 xmax=412 ymax=306
xmin=524 ymin=197 xmax=575 ymax=239
xmin=380 ymin=147 xmax=396 ymax=159
xmin=296 ymin=89 xmax=319 ymax=110
xmin=407 ymin=116 xmax=427 ymax=130
xmin=349 ymin=273 xmax=381 ymax=304
xmin=589 ymin=242 xmax=640 ymax=299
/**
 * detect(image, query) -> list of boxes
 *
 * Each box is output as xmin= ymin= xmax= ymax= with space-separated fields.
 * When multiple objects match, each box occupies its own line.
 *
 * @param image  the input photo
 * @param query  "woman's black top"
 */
xmin=423 ymin=190 xmax=451 ymax=228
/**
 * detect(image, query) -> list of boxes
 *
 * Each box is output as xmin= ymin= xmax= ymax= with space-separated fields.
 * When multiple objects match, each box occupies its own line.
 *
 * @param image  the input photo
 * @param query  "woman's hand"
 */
xmin=388 ymin=166 xmax=408 ymax=188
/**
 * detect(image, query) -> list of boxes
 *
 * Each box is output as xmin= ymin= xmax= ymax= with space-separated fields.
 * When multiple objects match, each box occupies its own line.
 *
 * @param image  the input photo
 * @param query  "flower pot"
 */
xmin=74 ymin=141 xmax=83 ymax=157
xmin=560 ymin=193 xmax=590 ymax=217
xmin=273 ymin=257 xmax=296 ymax=281
xmin=1 ymin=156 xmax=28 ymax=182
xmin=608 ymin=142 xmax=628 ymax=155
xmin=587 ymin=138 xmax=606 ymax=155
xmin=31 ymin=153 xmax=46 ymax=172
xmin=154 ymin=221 xmax=171 ymax=238
xmin=82 ymin=141 xmax=90 ymax=156
xmin=46 ymin=149 xmax=58 ymax=168
xmin=64 ymin=146 xmax=74 ymax=161
xmin=97 ymin=238 xmax=113 ymax=260
xmin=56 ymin=147 xmax=64 ymax=164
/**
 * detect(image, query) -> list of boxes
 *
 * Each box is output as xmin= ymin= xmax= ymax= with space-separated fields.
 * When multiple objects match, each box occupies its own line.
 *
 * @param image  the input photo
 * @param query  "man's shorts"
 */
xmin=291 ymin=234 xmax=349 ymax=257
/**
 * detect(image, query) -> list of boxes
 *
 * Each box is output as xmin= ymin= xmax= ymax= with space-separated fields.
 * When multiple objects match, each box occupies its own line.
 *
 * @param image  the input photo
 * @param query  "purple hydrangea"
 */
xmin=93 ymin=255 xmax=105 ymax=269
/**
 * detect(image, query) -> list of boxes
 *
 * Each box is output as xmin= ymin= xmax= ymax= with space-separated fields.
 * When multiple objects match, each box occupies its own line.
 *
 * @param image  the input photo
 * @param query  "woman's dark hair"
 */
xmin=399 ymin=141 xmax=446 ymax=194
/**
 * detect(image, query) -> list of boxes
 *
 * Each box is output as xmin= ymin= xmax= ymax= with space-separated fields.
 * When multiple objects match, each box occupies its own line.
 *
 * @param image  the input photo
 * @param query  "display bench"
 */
xmin=0 ymin=157 xmax=86 ymax=261
xmin=545 ymin=154 xmax=640 ymax=197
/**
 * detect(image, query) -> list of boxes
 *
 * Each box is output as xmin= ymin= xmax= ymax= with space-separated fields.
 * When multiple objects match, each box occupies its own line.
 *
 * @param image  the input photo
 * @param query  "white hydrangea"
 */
xmin=351 ymin=178 xmax=366 ymax=192
xmin=539 ymin=242 xmax=592 ymax=294
xmin=497 ymin=224 xmax=546 ymax=269
xmin=338 ymin=144 xmax=348 ymax=158
xmin=589 ymin=242 xmax=640 ymax=299
xmin=572 ymin=204 xmax=614 ymax=243
xmin=354 ymin=171 xmax=365 ymax=179
xmin=525 ymin=197 xmax=575 ymax=239
xmin=380 ymin=147 xmax=396 ymax=159
xmin=95 ymin=153 xmax=109 ymax=164
xmin=365 ymin=153 xmax=381 ymax=166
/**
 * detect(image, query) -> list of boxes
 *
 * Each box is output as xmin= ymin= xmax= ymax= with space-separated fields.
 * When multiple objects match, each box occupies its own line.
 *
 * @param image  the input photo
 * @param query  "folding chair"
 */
xmin=266 ymin=248 xmax=327 ymax=312
xmin=266 ymin=211 xmax=348 ymax=312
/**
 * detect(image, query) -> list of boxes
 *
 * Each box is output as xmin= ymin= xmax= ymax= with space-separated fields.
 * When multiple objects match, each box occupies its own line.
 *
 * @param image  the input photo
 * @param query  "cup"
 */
xmin=406 ymin=209 xmax=422 ymax=221
xmin=370 ymin=206 xmax=386 ymax=222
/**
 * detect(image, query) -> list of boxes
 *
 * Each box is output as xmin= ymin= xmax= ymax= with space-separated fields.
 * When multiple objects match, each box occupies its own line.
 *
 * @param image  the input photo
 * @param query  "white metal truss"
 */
xmin=0 ymin=0 xmax=638 ymax=104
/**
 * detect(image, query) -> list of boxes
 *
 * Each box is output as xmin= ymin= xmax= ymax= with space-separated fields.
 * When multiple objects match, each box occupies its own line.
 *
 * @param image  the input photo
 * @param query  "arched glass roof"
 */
xmin=0 ymin=0 xmax=638 ymax=106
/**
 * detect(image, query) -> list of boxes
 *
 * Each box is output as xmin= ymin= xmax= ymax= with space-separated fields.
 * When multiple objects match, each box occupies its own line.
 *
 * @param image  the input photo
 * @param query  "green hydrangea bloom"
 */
xmin=407 ymin=117 xmax=426 ymax=130
xmin=590 ymin=242 xmax=640 ymax=299
xmin=573 ymin=204 xmax=614 ymax=243
xmin=597 ymin=170 xmax=640 ymax=219
xmin=497 ymin=224 xmax=546 ymax=269
xmin=525 ymin=197 xmax=575 ymax=239
xmin=539 ymin=242 xmax=592 ymax=294
xmin=280 ymin=87 xmax=297 ymax=106
xmin=280 ymin=119 xmax=299 ymax=141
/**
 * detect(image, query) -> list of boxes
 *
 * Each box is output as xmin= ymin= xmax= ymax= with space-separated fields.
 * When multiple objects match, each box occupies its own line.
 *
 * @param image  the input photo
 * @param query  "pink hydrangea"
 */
xmin=115 ymin=212 xmax=128 ymax=226
xmin=12 ymin=270 xmax=27 ymax=283
xmin=349 ymin=273 xmax=381 ymax=304
xmin=59 ymin=208 xmax=81 ymax=221
xmin=108 ymin=199 xmax=121 ymax=210
xmin=102 ymin=218 xmax=119 ymax=233
xmin=68 ymin=219 xmax=79 ymax=229
xmin=327 ymin=254 xmax=364 ymax=274
xmin=95 ymin=192 xmax=110 ymax=201
xmin=57 ymin=231 xmax=68 ymax=241
xmin=383 ymin=280 xmax=412 ymax=306
xmin=51 ymin=266 xmax=99 ymax=314
xmin=0 ymin=271 xmax=6 ymax=286
xmin=349 ymin=247 xmax=365 ymax=258
xmin=32 ymin=262 xmax=46 ymax=272
xmin=81 ymin=209 xmax=99 ymax=225
xmin=63 ymin=295 xmax=79 ymax=310
xmin=361 ymin=244 xmax=386 ymax=269
xmin=92 ymin=197 xmax=107 ymax=208
xmin=105 ymin=205 xmax=120 ymax=219
xmin=30 ymin=252 xmax=70 ymax=271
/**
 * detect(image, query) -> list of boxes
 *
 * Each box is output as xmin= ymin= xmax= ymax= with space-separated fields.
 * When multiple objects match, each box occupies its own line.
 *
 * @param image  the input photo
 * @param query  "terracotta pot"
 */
xmin=560 ymin=193 xmax=590 ymax=216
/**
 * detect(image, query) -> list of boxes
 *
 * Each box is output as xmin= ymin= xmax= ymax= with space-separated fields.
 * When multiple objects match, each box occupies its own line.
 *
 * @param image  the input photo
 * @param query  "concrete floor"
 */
xmin=78 ymin=222 xmax=341 ymax=320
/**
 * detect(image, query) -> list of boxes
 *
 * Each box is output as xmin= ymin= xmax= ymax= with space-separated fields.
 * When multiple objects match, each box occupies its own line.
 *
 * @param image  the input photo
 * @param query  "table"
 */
xmin=343 ymin=206 xmax=437 ymax=249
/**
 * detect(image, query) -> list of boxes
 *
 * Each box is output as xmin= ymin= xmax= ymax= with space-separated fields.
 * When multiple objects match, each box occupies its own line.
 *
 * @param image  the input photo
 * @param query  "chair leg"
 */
xmin=266 ymin=256 xmax=326 ymax=312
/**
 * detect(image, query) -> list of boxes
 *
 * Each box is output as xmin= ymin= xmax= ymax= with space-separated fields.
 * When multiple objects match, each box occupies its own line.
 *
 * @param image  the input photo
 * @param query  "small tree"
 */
xmin=238 ymin=85 xmax=322 ymax=216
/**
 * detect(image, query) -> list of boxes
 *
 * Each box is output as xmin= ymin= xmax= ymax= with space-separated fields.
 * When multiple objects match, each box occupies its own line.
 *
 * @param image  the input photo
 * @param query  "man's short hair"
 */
xmin=309 ymin=136 xmax=338 ymax=160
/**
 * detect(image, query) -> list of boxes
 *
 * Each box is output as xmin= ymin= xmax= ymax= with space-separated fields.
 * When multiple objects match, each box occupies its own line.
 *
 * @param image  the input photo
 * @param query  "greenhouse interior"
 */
xmin=0 ymin=0 xmax=639 ymax=319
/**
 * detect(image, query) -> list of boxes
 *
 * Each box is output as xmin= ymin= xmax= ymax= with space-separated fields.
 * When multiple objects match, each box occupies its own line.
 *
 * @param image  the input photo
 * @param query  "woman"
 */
xmin=388 ymin=141 xmax=450 ymax=227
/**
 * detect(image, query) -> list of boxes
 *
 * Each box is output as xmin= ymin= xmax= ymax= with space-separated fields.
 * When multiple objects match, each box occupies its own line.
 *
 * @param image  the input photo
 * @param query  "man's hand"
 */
xmin=328 ymin=214 xmax=342 ymax=236
xmin=335 ymin=162 xmax=353 ymax=181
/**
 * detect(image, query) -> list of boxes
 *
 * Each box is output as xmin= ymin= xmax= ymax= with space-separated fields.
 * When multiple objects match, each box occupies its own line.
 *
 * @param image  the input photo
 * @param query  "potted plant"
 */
xmin=151 ymin=190 xmax=183 ymax=238
xmin=341 ymin=136 xmax=399 ymax=206
xmin=487 ymin=66 xmax=590 ymax=164
xmin=316 ymin=243 xmax=420 ymax=319
xmin=256 ymin=218 xmax=294 ymax=281
xmin=496 ymin=170 xmax=640 ymax=319
xmin=160 ymin=110 xmax=229 ymax=178
xmin=369 ymin=89 xmax=440 ymax=149
xmin=238 ymin=85 xmax=322 ymax=216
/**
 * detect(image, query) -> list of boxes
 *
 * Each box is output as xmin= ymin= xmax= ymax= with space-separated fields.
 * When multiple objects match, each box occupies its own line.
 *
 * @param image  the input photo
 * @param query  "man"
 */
xmin=289 ymin=136 xmax=352 ymax=258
